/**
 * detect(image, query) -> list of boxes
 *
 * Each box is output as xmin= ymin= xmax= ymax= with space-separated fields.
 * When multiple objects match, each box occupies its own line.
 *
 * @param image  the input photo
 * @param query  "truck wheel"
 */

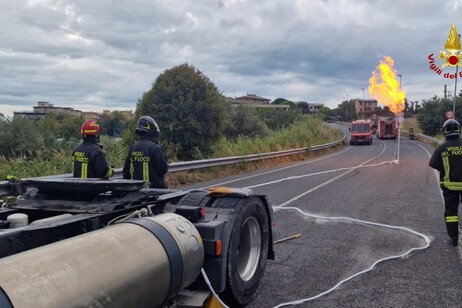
xmin=220 ymin=197 xmax=269 ymax=306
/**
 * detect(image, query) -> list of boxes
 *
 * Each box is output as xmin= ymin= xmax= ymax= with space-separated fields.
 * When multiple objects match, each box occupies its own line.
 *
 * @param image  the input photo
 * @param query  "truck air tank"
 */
xmin=0 ymin=213 xmax=204 ymax=308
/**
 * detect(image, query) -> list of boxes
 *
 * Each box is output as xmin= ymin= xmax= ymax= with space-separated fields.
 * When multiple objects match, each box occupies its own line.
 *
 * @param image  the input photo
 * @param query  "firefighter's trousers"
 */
xmin=442 ymin=188 xmax=462 ymax=238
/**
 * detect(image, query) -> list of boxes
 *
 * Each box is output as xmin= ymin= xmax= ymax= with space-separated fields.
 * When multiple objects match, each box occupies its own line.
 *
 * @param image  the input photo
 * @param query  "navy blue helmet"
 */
xmin=136 ymin=116 xmax=160 ymax=138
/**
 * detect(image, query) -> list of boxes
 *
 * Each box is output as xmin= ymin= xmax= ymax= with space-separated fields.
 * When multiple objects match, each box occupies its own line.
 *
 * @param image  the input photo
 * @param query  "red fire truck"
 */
xmin=377 ymin=117 xmax=398 ymax=139
xmin=350 ymin=120 xmax=373 ymax=145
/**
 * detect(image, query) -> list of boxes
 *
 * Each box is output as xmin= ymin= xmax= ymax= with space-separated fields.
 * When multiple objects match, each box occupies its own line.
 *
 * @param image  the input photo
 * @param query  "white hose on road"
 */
xmin=271 ymin=206 xmax=431 ymax=308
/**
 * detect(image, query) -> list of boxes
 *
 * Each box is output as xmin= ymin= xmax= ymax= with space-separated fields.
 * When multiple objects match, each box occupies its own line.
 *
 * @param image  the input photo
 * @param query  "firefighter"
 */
xmin=408 ymin=127 xmax=415 ymax=140
xmin=123 ymin=115 xmax=168 ymax=188
xmin=72 ymin=120 xmax=113 ymax=179
xmin=429 ymin=119 xmax=462 ymax=246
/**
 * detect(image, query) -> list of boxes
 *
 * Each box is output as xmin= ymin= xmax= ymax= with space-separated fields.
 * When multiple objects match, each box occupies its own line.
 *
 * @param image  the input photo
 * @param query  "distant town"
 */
xmin=5 ymin=93 xmax=379 ymax=122
xmin=12 ymin=101 xmax=135 ymax=121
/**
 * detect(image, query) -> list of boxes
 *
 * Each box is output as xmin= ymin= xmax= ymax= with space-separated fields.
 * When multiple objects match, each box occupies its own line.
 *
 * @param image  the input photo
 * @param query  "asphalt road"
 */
xmin=178 ymin=124 xmax=462 ymax=308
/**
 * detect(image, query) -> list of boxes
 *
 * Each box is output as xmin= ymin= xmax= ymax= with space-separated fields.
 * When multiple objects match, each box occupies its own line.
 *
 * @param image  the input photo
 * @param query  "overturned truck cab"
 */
xmin=0 ymin=177 xmax=274 ymax=308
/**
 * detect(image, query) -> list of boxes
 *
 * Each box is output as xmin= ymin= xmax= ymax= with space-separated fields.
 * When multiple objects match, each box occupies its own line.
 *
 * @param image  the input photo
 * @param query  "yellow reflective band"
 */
xmin=82 ymin=129 xmax=98 ymax=134
xmin=446 ymin=216 xmax=459 ymax=223
xmin=82 ymin=162 xmax=88 ymax=178
xmin=441 ymin=181 xmax=462 ymax=191
xmin=143 ymin=161 xmax=149 ymax=184
xmin=442 ymin=156 xmax=450 ymax=183
xmin=105 ymin=167 xmax=113 ymax=178
xmin=130 ymin=162 xmax=134 ymax=180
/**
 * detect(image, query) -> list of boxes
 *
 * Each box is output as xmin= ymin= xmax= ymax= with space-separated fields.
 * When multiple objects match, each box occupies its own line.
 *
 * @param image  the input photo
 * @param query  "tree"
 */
xmin=256 ymin=107 xmax=302 ymax=130
xmin=226 ymin=106 xmax=269 ymax=139
xmin=318 ymin=106 xmax=336 ymax=121
xmin=99 ymin=111 xmax=128 ymax=137
xmin=272 ymin=98 xmax=295 ymax=108
xmin=136 ymin=63 xmax=229 ymax=160
xmin=0 ymin=117 xmax=44 ymax=158
xmin=296 ymin=101 xmax=309 ymax=114
xmin=417 ymin=96 xmax=453 ymax=136
xmin=0 ymin=113 xmax=9 ymax=123
xmin=335 ymin=100 xmax=357 ymax=122
xmin=39 ymin=113 xmax=83 ymax=140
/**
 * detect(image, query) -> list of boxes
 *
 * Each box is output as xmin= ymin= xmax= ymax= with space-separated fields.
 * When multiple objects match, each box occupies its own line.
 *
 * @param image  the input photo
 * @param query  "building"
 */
xmin=235 ymin=94 xmax=271 ymax=105
xmin=227 ymin=94 xmax=290 ymax=111
xmin=308 ymin=103 xmax=323 ymax=115
xmin=354 ymin=99 xmax=378 ymax=114
xmin=13 ymin=101 xmax=134 ymax=121
xmin=82 ymin=112 xmax=101 ymax=121
xmin=14 ymin=101 xmax=83 ymax=120
xmin=296 ymin=101 xmax=324 ymax=115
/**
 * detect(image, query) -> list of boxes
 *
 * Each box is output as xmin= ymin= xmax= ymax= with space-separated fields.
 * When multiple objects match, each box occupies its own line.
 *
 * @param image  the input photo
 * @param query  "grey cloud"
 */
xmin=1 ymin=0 xmax=462 ymax=116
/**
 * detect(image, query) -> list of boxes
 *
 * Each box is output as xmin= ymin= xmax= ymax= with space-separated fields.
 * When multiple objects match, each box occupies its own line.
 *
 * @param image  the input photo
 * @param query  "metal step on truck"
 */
xmin=0 ymin=176 xmax=274 ymax=308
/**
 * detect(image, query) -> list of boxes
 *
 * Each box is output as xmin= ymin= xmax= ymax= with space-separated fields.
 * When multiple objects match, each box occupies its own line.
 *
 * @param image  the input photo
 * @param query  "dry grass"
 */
xmin=402 ymin=116 xmax=421 ymax=133
xmin=166 ymin=144 xmax=344 ymax=187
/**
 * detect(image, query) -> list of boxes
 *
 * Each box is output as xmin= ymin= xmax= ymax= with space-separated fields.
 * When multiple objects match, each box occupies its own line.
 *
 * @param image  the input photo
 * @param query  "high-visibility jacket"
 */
xmin=429 ymin=137 xmax=462 ymax=191
xmin=122 ymin=136 xmax=169 ymax=188
xmin=72 ymin=138 xmax=112 ymax=179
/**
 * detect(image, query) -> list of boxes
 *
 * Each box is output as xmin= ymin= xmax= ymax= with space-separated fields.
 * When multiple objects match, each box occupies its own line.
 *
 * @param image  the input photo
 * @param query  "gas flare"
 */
xmin=368 ymin=56 xmax=406 ymax=115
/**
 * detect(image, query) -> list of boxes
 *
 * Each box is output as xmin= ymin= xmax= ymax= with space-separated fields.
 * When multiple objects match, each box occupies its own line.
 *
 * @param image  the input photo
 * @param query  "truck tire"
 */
xmin=219 ymin=197 xmax=270 ymax=306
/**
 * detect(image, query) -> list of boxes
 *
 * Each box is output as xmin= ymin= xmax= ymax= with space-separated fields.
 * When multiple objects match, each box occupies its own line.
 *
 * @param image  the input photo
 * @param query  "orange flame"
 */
xmin=368 ymin=56 xmax=406 ymax=115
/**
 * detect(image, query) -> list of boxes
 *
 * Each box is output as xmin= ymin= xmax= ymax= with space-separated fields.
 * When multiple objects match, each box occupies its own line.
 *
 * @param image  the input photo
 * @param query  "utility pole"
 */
xmin=345 ymin=94 xmax=349 ymax=122
xmin=453 ymin=34 xmax=461 ymax=118
xmin=361 ymin=88 xmax=365 ymax=119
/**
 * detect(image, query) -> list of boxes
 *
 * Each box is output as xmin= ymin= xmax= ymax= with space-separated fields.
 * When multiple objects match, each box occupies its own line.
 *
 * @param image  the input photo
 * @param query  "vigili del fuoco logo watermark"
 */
xmin=428 ymin=24 xmax=462 ymax=79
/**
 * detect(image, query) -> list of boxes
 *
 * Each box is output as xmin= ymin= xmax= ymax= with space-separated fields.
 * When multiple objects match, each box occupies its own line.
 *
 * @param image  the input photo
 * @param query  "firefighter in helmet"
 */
xmin=123 ymin=115 xmax=168 ymax=188
xmin=429 ymin=119 xmax=462 ymax=246
xmin=72 ymin=119 xmax=113 ymax=179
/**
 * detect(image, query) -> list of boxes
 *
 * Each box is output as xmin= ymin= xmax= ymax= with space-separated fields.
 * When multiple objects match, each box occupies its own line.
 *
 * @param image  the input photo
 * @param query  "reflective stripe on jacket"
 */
xmin=72 ymin=139 xmax=112 ymax=179
xmin=122 ymin=136 xmax=168 ymax=188
xmin=429 ymin=138 xmax=462 ymax=191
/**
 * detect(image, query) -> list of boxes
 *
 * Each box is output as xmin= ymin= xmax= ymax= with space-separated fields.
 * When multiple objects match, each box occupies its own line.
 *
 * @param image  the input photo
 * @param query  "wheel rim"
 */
xmin=237 ymin=216 xmax=261 ymax=282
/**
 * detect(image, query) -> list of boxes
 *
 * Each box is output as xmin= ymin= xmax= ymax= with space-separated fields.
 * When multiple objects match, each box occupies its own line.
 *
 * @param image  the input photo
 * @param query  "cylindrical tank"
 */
xmin=0 ymin=213 xmax=204 ymax=308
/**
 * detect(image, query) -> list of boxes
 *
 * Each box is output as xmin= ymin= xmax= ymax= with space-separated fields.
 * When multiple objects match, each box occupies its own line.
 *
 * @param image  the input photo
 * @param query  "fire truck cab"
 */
xmin=349 ymin=120 xmax=373 ymax=145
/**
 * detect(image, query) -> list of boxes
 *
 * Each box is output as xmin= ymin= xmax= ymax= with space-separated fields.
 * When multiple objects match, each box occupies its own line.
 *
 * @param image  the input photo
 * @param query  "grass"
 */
xmin=402 ymin=116 xmax=421 ymax=133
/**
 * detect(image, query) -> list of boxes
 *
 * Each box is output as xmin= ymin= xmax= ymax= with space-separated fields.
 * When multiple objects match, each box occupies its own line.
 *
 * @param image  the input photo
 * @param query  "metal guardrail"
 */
xmin=113 ymin=136 xmax=346 ymax=176
xmin=414 ymin=133 xmax=443 ymax=145
xmin=401 ymin=129 xmax=443 ymax=145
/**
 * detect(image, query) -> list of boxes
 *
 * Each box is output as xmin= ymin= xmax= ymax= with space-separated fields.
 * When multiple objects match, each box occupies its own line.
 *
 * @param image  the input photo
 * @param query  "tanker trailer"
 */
xmin=0 ymin=177 xmax=275 ymax=308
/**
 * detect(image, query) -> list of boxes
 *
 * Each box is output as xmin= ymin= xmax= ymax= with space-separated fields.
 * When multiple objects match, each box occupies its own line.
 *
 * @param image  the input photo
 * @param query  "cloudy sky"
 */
xmin=1 ymin=0 xmax=462 ymax=117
